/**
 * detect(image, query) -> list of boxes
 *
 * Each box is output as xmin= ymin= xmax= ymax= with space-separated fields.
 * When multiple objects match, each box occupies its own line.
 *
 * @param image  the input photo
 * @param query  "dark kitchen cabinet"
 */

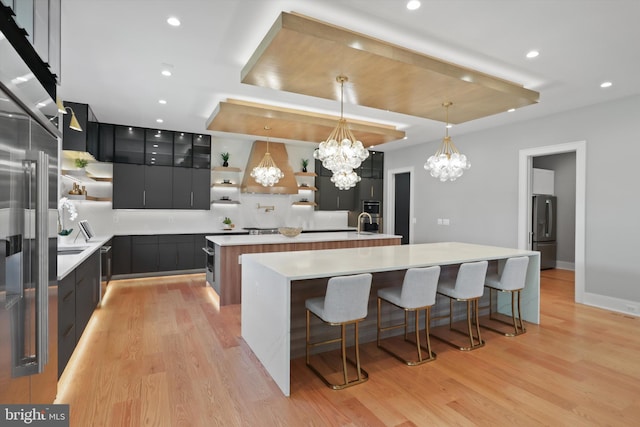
xmin=359 ymin=151 xmax=384 ymax=179
xmin=316 ymin=175 xmax=356 ymax=211
xmin=192 ymin=134 xmax=211 ymax=169
xmin=146 ymin=129 xmax=173 ymax=166
xmin=172 ymin=168 xmax=210 ymax=210
xmin=158 ymin=235 xmax=194 ymax=271
xmin=58 ymin=250 xmax=100 ymax=378
xmin=132 ymin=235 xmax=159 ymax=273
xmin=193 ymin=234 xmax=206 ymax=270
xmin=98 ymin=123 xmax=114 ymax=162
xmin=359 ymin=177 xmax=383 ymax=201
xmin=112 ymin=235 xmax=131 ymax=275
xmin=114 ymin=125 xmax=145 ymax=164
xmin=113 ymin=164 xmax=174 ymax=209
xmin=113 ymin=163 xmax=145 ymax=209
xmin=62 ymin=101 xmax=98 ymax=158
xmin=174 ymin=132 xmax=193 ymax=168
xmin=144 ymin=165 xmax=173 ymax=209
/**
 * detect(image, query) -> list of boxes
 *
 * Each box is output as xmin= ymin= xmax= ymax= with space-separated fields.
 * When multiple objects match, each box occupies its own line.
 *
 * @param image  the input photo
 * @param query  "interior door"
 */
xmin=394 ymin=172 xmax=410 ymax=244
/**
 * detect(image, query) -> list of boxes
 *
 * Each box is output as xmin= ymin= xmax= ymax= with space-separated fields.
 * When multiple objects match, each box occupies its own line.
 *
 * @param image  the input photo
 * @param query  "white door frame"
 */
xmin=385 ymin=167 xmax=415 ymax=243
xmin=518 ymin=141 xmax=586 ymax=303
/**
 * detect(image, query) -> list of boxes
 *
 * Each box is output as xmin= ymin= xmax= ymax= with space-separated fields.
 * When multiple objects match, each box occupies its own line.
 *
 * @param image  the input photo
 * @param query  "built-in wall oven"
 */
xmin=362 ymin=200 xmax=382 ymax=232
xmin=202 ymin=240 xmax=215 ymax=291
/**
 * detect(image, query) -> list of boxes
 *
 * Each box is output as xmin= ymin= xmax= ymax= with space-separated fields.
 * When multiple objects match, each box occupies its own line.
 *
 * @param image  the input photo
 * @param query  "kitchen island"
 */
xmin=206 ymin=231 xmax=401 ymax=305
xmin=241 ymin=242 xmax=540 ymax=396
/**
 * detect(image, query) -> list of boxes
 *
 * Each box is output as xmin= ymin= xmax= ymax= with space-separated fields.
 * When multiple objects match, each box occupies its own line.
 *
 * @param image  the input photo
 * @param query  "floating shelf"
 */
xmin=211 ymin=200 xmax=241 ymax=205
xmin=212 ymin=166 xmax=242 ymax=172
xmin=292 ymin=201 xmax=317 ymax=206
xmin=297 ymin=185 xmax=317 ymax=191
xmin=294 ymin=172 xmax=317 ymax=177
xmin=85 ymin=195 xmax=112 ymax=202
xmin=212 ymin=183 xmax=241 ymax=188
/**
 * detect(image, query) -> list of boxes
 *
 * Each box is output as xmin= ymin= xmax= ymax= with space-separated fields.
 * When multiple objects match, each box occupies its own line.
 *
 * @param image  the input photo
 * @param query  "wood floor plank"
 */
xmin=55 ymin=270 xmax=640 ymax=426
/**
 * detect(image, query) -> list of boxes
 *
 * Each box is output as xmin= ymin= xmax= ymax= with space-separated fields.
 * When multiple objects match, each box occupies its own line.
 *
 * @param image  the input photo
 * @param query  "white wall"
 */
xmin=385 ymin=94 xmax=640 ymax=304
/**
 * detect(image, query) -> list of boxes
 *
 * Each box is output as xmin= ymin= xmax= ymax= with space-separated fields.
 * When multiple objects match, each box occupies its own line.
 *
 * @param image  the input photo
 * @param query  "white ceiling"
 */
xmin=59 ymin=0 xmax=640 ymax=151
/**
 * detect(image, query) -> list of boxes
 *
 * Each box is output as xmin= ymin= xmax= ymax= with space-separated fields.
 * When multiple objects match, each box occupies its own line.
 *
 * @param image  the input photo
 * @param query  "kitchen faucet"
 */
xmin=357 ymin=212 xmax=372 ymax=234
xmin=257 ymin=203 xmax=275 ymax=212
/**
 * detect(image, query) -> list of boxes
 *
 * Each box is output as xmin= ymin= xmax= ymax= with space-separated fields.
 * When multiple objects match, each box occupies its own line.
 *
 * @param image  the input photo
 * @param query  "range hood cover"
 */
xmin=241 ymin=141 xmax=298 ymax=194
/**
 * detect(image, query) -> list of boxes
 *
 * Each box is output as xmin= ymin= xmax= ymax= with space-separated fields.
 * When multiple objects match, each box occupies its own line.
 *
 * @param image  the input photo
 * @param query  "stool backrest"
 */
xmin=454 ymin=261 xmax=488 ymax=299
xmin=323 ymin=273 xmax=373 ymax=323
xmin=499 ymin=256 xmax=529 ymax=290
xmin=400 ymin=266 xmax=441 ymax=308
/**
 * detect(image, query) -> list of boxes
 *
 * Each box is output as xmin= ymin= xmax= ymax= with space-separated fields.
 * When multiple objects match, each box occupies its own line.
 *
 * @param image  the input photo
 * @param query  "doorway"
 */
xmin=518 ymin=141 xmax=586 ymax=303
xmin=386 ymin=167 xmax=414 ymax=244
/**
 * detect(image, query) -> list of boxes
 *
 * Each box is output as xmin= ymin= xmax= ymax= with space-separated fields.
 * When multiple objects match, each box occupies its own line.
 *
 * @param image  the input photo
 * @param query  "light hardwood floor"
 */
xmin=56 ymin=270 xmax=640 ymax=426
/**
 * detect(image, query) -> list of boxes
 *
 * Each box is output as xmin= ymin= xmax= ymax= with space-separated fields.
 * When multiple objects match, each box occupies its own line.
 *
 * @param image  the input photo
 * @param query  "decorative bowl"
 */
xmin=278 ymin=227 xmax=302 ymax=237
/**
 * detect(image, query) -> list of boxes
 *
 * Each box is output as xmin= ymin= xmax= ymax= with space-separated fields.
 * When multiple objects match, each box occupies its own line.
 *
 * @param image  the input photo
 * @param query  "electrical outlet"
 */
xmin=437 ymin=218 xmax=443 ymax=225
xmin=443 ymin=218 xmax=450 ymax=226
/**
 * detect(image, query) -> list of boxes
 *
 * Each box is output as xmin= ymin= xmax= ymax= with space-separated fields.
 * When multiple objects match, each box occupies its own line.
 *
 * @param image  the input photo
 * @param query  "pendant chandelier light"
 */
xmin=424 ymin=102 xmax=470 ymax=182
xmin=313 ymin=75 xmax=369 ymax=189
xmin=251 ymin=126 xmax=284 ymax=187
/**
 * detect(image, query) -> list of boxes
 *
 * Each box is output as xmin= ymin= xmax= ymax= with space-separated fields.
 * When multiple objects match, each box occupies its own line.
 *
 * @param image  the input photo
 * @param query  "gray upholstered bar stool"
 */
xmin=377 ymin=266 xmax=441 ymax=365
xmin=305 ymin=273 xmax=373 ymax=390
xmin=433 ymin=261 xmax=488 ymax=351
xmin=482 ymin=256 xmax=530 ymax=336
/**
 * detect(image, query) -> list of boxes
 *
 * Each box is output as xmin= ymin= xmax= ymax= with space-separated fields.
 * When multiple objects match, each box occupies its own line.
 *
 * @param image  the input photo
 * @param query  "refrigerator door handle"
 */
xmin=24 ymin=151 xmax=49 ymax=374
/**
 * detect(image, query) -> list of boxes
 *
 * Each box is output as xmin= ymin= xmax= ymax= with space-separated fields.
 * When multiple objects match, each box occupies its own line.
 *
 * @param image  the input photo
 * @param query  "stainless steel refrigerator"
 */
xmin=1 ymin=30 xmax=60 ymax=403
xmin=532 ymin=194 xmax=557 ymax=270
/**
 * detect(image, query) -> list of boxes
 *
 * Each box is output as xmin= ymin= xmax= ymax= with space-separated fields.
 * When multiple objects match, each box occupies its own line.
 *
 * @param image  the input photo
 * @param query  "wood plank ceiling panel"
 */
xmin=206 ymin=99 xmax=405 ymax=145
xmin=241 ymin=12 xmax=540 ymax=124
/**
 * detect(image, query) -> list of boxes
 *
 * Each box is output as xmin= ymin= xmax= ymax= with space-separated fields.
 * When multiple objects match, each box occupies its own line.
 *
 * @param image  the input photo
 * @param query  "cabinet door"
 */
xmin=58 ymin=272 xmax=76 ymax=378
xmin=192 ymin=134 xmax=211 ymax=169
xmin=113 ymin=163 xmax=145 ymax=209
xmin=317 ymin=175 xmax=339 ymax=210
xmin=191 ymin=168 xmax=210 ymax=209
xmin=114 ymin=125 xmax=145 ymax=164
xmin=172 ymin=167 xmax=192 ymax=209
xmin=112 ymin=235 xmax=131 ymax=275
xmin=146 ymin=129 xmax=173 ymax=166
xmin=174 ymin=132 xmax=193 ymax=168
xmin=144 ymin=165 xmax=173 ymax=209
xmin=86 ymin=105 xmax=99 ymax=159
xmin=158 ymin=235 xmax=194 ymax=271
xmin=337 ymin=187 xmax=356 ymax=211
xmin=75 ymin=251 xmax=100 ymax=342
xmin=98 ymin=123 xmax=114 ymax=162
xmin=192 ymin=234 xmax=206 ymax=270
xmin=132 ymin=235 xmax=159 ymax=273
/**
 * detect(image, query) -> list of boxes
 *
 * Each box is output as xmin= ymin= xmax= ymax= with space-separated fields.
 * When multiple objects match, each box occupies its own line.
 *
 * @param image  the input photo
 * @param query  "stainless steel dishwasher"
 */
xmin=202 ymin=240 xmax=215 ymax=291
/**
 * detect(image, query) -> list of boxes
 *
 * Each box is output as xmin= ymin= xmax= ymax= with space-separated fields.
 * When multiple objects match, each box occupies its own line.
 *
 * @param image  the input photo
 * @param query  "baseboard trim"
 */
xmin=582 ymin=292 xmax=640 ymax=318
xmin=555 ymin=261 xmax=575 ymax=271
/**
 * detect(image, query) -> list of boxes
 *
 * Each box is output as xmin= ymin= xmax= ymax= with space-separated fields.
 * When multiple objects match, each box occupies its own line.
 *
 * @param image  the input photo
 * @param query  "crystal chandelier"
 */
xmin=313 ymin=75 xmax=369 ymax=189
xmin=424 ymin=102 xmax=470 ymax=182
xmin=251 ymin=126 xmax=284 ymax=187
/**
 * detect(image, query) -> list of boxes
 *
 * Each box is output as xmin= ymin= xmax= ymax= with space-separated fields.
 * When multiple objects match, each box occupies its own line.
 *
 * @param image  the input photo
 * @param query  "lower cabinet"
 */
xmin=58 ymin=250 xmax=100 ymax=378
xmin=125 ymin=234 xmax=204 ymax=275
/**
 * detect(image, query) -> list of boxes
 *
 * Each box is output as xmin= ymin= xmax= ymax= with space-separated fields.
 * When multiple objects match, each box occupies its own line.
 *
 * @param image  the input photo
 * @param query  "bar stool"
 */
xmin=377 ymin=266 xmax=441 ymax=365
xmin=305 ymin=273 xmax=373 ymax=390
xmin=482 ymin=256 xmax=530 ymax=336
xmin=433 ymin=261 xmax=488 ymax=351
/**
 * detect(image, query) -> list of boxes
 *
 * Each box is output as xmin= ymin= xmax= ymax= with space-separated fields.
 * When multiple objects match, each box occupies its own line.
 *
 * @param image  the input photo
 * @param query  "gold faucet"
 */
xmin=357 ymin=212 xmax=372 ymax=234
xmin=257 ymin=204 xmax=275 ymax=212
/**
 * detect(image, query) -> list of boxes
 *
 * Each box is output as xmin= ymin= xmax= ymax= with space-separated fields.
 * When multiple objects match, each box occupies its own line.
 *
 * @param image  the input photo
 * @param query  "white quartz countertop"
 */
xmin=242 ymin=242 xmax=538 ymax=280
xmin=206 ymin=231 xmax=400 ymax=246
xmin=57 ymin=236 xmax=112 ymax=280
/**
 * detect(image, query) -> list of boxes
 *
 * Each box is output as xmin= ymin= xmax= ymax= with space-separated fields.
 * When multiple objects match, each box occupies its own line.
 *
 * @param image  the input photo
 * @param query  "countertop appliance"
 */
xmin=532 ymin=194 xmax=557 ymax=270
xmin=0 ymin=28 xmax=61 ymax=403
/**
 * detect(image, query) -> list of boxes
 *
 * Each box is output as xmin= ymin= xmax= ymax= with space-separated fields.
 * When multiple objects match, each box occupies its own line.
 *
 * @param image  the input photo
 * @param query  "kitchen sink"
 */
xmin=58 ymin=246 xmax=89 ymax=255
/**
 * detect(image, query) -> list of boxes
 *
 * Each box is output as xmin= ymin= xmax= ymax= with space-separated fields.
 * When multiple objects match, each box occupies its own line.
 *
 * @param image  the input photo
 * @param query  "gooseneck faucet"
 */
xmin=357 ymin=212 xmax=372 ymax=234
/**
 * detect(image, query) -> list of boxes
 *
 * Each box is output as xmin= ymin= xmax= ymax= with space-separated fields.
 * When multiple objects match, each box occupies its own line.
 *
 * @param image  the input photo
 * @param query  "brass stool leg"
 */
xmin=425 ymin=307 xmax=433 ymax=359
xmin=473 ymin=299 xmax=483 ymax=346
xmin=466 ymin=300 xmax=474 ymax=348
xmin=414 ymin=309 xmax=422 ymax=362
xmin=306 ymin=309 xmax=311 ymax=365
xmin=341 ymin=324 xmax=348 ymax=385
xmin=354 ymin=322 xmax=362 ymax=381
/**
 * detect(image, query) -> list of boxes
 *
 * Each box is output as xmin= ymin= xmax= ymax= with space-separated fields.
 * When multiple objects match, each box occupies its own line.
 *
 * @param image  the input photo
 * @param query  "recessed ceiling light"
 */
xmin=167 ymin=17 xmax=181 ymax=27
xmin=508 ymin=108 xmax=516 ymax=112
xmin=158 ymin=99 xmax=167 ymax=104
xmin=153 ymin=144 xmax=159 ymax=148
xmin=407 ymin=0 xmax=421 ymax=10
xmin=526 ymin=50 xmax=539 ymax=59
xmin=156 ymin=119 xmax=163 ymax=123
xmin=600 ymin=81 xmax=613 ymax=88
xmin=161 ymin=70 xmax=172 ymax=77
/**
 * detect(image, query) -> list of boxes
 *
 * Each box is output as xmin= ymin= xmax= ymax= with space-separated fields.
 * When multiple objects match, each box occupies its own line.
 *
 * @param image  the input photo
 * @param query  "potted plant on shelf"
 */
xmin=222 ymin=217 xmax=235 ymax=230
xmin=301 ymin=158 xmax=309 ymax=173
xmin=221 ymin=152 xmax=230 ymax=167
xmin=57 ymin=197 xmax=78 ymax=237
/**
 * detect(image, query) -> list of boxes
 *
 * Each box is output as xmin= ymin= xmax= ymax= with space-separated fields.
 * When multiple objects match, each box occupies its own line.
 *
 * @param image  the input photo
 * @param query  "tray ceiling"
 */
xmin=206 ymin=99 xmax=405 ymax=145
xmin=241 ymin=12 xmax=540 ymax=124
